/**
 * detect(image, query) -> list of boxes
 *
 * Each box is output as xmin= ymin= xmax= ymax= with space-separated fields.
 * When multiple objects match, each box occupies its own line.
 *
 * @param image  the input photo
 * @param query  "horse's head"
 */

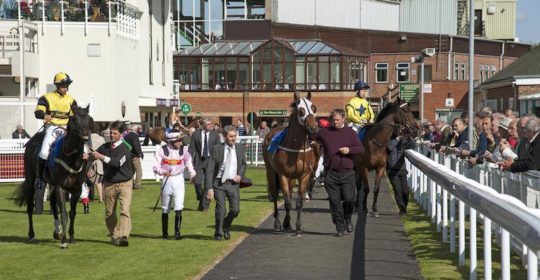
xmin=393 ymin=99 xmax=420 ymax=138
xmin=67 ymin=104 xmax=94 ymax=141
xmin=292 ymin=91 xmax=318 ymax=135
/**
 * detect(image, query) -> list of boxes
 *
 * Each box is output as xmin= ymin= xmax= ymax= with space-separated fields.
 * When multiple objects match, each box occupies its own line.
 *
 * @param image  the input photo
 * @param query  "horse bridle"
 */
xmin=296 ymin=97 xmax=316 ymax=127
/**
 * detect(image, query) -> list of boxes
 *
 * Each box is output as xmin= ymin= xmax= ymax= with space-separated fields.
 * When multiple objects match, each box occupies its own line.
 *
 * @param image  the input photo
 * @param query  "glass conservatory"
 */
xmin=174 ymin=39 xmax=368 ymax=91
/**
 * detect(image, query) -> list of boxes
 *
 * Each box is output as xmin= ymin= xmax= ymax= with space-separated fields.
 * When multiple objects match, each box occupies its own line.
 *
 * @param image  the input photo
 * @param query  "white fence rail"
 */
xmin=406 ymin=149 xmax=540 ymax=279
xmin=0 ymin=136 xmax=264 ymax=183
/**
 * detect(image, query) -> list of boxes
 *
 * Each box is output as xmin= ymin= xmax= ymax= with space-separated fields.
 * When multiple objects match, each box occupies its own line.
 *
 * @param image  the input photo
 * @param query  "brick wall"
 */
xmin=518 ymin=85 xmax=540 ymax=95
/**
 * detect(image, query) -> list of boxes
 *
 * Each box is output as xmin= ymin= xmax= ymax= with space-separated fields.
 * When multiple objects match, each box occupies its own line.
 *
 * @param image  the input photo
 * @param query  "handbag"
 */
xmin=239 ymin=177 xmax=253 ymax=188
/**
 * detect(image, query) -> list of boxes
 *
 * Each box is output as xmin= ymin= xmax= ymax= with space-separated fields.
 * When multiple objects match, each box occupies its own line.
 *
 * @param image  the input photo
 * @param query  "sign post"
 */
xmin=180 ymin=102 xmax=191 ymax=126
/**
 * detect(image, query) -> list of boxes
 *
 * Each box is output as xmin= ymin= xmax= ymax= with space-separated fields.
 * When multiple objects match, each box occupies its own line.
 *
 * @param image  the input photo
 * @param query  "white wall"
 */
xmin=272 ymin=0 xmax=399 ymax=31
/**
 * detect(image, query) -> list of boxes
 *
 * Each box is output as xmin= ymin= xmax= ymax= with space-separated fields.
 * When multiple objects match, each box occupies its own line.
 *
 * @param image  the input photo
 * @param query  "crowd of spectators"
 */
xmin=420 ymin=108 xmax=540 ymax=173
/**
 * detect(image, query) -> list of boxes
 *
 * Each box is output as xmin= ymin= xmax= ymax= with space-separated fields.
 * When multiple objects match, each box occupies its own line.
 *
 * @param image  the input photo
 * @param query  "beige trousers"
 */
xmin=132 ymin=157 xmax=143 ymax=188
xmin=104 ymin=180 xmax=133 ymax=239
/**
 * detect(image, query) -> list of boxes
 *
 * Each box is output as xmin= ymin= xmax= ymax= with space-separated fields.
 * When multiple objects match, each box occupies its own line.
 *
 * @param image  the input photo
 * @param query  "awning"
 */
xmin=518 ymin=93 xmax=540 ymax=100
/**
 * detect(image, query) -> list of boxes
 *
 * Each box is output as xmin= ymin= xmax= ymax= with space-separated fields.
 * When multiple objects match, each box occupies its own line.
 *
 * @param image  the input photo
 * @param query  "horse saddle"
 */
xmin=357 ymin=126 xmax=367 ymax=142
xmin=268 ymin=128 xmax=288 ymax=154
xmin=47 ymin=134 xmax=66 ymax=168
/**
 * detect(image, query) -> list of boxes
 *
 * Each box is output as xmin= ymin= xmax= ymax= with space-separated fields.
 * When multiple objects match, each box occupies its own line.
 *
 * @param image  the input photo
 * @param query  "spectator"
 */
xmin=431 ymin=120 xmax=452 ymax=151
xmin=515 ymin=114 xmax=535 ymax=159
xmin=387 ymin=126 xmax=416 ymax=215
xmin=507 ymin=119 xmax=519 ymax=149
xmin=188 ymin=118 xmax=220 ymax=211
xmin=123 ymin=125 xmax=144 ymax=189
xmin=12 ymin=125 xmax=31 ymax=139
xmin=257 ymin=121 xmax=270 ymax=140
xmin=90 ymin=121 xmax=134 ymax=247
xmin=235 ymin=119 xmax=246 ymax=136
xmin=500 ymin=117 xmax=540 ymax=172
xmin=89 ymin=125 xmax=106 ymax=202
xmin=452 ymin=118 xmax=470 ymax=150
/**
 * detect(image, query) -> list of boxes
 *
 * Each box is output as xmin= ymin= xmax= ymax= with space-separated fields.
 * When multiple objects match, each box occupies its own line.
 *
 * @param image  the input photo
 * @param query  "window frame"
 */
xmin=396 ymin=62 xmax=410 ymax=83
xmin=375 ymin=63 xmax=388 ymax=83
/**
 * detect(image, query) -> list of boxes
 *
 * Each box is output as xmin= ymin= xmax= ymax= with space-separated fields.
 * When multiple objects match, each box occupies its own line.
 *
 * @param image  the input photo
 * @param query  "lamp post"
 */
xmin=420 ymin=58 xmax=425 ymax=122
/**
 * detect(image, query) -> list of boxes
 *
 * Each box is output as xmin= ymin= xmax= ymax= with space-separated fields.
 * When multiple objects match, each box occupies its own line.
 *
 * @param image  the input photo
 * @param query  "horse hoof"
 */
xmin=28 ymin=237 xmax=37 ymax=243
xmin=60 ymin=243 xmax=69 ymax=249
xmin=53 ymin=232 xmax=61 ymax=240
xmin=295 ymin=231 xmax=303 ymax=237
xmin=370 ymin=212 xmax=379 ymax=218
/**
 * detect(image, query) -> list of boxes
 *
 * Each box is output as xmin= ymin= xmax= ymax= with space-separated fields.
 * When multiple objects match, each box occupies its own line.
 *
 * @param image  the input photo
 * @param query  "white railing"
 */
xmin=406 ymin=149 xmax=540 ymax=280
xmin=0 ymin=136 xmax=265 ymax=182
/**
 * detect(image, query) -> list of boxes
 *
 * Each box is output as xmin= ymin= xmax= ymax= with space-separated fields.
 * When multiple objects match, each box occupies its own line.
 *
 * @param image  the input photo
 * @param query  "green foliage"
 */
xmin=0 ymin=168 xmax=271 ymax=280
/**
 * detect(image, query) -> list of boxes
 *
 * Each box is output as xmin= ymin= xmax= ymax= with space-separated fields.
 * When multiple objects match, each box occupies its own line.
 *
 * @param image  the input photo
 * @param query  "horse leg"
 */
xmin=280 ymin=177 xmax=292 ymax=231
xmin=50 ymin=193 xmax=62 ymax=240
xmin=269 ymin=170 xmax=281 ymax=231
xmin=296 ymin=176 xmax=310 ymax=236
xmin=55 ymin=187 xmax=69 ymax=248
xmin=371 ymin=168 xmax=385 ymax=218
xmin=27 ymin=197 xmax=35 ymax=241
xmin=68 ymin=189 xmax=81 ymax=243
xmin=361 ymin=168 xmax=370 ymax=212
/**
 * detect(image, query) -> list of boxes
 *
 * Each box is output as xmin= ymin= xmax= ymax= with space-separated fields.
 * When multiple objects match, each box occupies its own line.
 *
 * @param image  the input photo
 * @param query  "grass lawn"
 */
xmin=0 ymin=167 xmax=272 ymax=280
xmin=402 ymin=198 xmax=527 ymax=279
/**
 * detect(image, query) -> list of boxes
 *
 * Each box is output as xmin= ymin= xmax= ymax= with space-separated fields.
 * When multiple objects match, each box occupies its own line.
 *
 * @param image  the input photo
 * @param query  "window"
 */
xmin=490 ymin=65 xmax=496 ymax=77
xmin=396 ymin=63 xmax=410 ymax=83
xmin=461 ymin=63 xmax=466 ymax=80
xmin=375 ymin=63 xmax=388 ymax=83
xmin=417 ymin=64 xmax=432 ymax=82
xmin=454 ymin=63 xmax=459 ymax=80
xmin=479 ymin=65 xmax=485 ymax=82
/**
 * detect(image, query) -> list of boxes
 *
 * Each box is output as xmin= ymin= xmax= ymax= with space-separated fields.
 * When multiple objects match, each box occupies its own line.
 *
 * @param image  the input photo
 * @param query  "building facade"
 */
xmin=0 ymin=0 xmax=175 ymax=138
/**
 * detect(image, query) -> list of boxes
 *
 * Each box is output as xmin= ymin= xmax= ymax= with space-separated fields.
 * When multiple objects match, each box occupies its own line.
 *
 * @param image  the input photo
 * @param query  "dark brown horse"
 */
xmin=147 ymin=117 xmax=203 ymax=144
xmin=354 ymin=100 xmax=419 ymax=217
xmin=262 ymin=92 xmax=318 ymax=235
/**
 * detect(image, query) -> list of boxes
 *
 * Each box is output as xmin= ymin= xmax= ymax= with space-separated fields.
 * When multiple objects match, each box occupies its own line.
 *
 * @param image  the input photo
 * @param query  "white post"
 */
xmin=84 ymin=0 xmax=88 ymax=36
xmin=431 ymin=180 xmax=436 ymax=223
xmin=459 ymin=200 xmax=465 ymax=266
xmin=436 ymin=185 xmax=442 ymax=232
xmin=484 ymin=218 xmax=492 ymax=280
xmin=244 ymin=0 xmax=247 ymax=19
xmin=501 ymin=229 xmax=510 ymax=280
xmin=420 ymin=60 xmax=424 ymax=122
xmin=41 ymin=0 xmax=45 ymax=35
xmin=192 ymin=0 xmax=196 ymax=45
xmin=467 ymin=0 xmax=475 ymax=150
xmin=470 ymin=208 xmax=477 ymax=279
xmin=450 ymin=194 xmax=456 ymax=252
xmin=108 ymin=1 xmax=112 ymax=36
xmin=254 ymin=139 xmax=259 ymax=166
xmin=527 ymin=249 xmax=538 ymax=280
xmin=60 ymin=0 xmax=64 ymax=35
xmin=442 ymin=189 xmax=448 ymax=242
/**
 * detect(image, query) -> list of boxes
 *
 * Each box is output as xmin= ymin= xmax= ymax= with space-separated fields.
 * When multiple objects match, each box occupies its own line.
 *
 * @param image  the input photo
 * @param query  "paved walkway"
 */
xmin=202 ymin=176 xmax=423 ymax=280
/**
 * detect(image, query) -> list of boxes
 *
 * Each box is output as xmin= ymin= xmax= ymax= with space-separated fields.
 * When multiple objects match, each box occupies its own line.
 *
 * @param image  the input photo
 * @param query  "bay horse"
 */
xmin=14 ymin=105 xmax=94 ymax=248
xmin=262 ymin=92 xmax=318 ymax=235
xmin=354 ymin=100 xmax=419 ymax=217
xmin=147 ymin=117 xmax=203 ymax=144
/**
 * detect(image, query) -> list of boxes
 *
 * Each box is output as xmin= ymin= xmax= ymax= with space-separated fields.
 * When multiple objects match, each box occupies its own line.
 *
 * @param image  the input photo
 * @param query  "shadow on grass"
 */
xmin=0 ymin=235 xmax=111 ymax=246
xmin=130 ymin=233 xmax=216 ymax=241
xmin=0 ymin=208 xmax=28 ymax=214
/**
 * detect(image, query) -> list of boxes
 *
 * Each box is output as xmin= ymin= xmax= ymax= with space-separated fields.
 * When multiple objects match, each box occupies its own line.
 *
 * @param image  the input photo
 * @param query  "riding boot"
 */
xmin=83 ymin=203 xmax=89 ymax=214
xmin=161 ymin=213 xmax=169 ymax=239
xmin=34 ymin=158 xmax=46 ymax=191
xmin=174 ymin=210 xmax=182 ymax=240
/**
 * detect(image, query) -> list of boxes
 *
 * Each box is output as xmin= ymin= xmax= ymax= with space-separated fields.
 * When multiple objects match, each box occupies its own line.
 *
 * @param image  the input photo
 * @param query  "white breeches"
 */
xmin=80 ymin=182 xmax=90 ymax=199
xmin=39 ymin=125 xmax=65 ymax=160
xmin=161 ymin=175 xmax=186 ymax=213
xmin=315 ymin=155 xmax=324 ymax=178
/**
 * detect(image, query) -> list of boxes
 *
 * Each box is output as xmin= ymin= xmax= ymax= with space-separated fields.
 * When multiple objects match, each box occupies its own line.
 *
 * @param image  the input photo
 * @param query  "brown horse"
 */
xmin=262 ymin=92 xmax=319 ymax=235
xmin=147 ymin=117 xmax=203 ymax=144
xmin=354 ymin=100 xmax=419 ymax=217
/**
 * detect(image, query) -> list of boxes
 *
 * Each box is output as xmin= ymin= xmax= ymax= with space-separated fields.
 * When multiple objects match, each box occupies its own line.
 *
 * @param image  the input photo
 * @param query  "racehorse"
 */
xmin=14 ymin=105 xmax=94 ymax=248
xmin=262 ymin=92 xmax=318 ymax=235
xmin=147 ymin=117 xmax=203 ymax=144
xmin=354 ymin=99 xmax=419 ymax=217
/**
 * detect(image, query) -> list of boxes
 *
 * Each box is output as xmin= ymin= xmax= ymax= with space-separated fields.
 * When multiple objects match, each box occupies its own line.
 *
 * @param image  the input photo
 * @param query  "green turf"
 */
xmin=0 ymin=167 xmax=272 ymax=280
xmin=402 ymin=198 xmax=527 ymax=279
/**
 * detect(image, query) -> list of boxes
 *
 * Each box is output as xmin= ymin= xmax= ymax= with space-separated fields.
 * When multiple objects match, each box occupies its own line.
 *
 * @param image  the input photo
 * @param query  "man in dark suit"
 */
xmin=188 ymin=118 xmax=220 ymax=211
xmin=123 ymin=125 xmax=144 ymax=189
xmin=500 ymin=117 xmax=540 ymax=172
xmin=12 ymin=125 xmax=31 ymax=139
xmin=206 ymin=125 xmax=246 ymax=240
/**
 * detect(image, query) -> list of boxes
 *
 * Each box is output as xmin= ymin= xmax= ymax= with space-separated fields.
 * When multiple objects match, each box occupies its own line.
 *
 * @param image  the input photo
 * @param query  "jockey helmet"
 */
xmin=354 ymin=80 xmax=370 ymax=91
xmin=53 ymin=72 xmax=73 ymax=85
xmin=166 ymin=131 xmax=184 ymax=142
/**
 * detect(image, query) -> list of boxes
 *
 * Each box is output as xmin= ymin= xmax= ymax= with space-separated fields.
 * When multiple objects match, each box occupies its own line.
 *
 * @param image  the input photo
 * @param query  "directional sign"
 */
xmin=180 ymin=103 xmax=192 ymax=115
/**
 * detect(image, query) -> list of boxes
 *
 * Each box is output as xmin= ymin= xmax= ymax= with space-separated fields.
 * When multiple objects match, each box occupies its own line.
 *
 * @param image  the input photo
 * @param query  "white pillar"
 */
xmin=459 ymin=200 xmax=465 ymax=266
xmin=469 ymin=208 xmax=477 ymax=280
xmin=501 ymin=229 xmax=510 ymax=280
xmin=483 ymin=218 xmax=492 ymax=280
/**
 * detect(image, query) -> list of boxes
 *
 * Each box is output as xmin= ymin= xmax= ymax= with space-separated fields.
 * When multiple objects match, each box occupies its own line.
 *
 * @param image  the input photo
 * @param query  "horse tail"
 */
xmin=13 ymin=178 xmax=33 ymax=207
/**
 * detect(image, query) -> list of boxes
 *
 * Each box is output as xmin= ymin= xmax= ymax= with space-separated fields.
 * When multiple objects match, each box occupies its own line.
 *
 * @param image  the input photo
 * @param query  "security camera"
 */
xmin=422 ymin=48 xmax=436 ymax=57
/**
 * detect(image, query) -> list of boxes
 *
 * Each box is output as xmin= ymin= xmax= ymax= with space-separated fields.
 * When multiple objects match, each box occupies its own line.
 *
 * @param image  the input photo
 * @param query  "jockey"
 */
xmin=34 ymin=72 xmax=78 ymax=190
xmin=153 ymin=130 xmax=196 ymax=240
xmin=345 ymin=80 xmax=374 ymax=132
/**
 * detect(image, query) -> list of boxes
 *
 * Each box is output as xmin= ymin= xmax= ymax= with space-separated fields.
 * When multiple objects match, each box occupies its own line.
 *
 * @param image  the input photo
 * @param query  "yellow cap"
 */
xmin=53 ymin=72 xmax=73 ymax=85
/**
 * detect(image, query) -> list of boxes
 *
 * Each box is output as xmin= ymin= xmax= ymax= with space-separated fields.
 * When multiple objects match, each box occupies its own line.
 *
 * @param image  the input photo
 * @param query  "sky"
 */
xmin=516 ymin=0 xmax=540 ymax=44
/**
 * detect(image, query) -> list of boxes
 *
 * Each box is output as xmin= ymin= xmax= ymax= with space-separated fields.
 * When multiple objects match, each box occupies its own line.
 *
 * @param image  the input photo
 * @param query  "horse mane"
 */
xmin=375 ymin=102 xmax=399 ymax=123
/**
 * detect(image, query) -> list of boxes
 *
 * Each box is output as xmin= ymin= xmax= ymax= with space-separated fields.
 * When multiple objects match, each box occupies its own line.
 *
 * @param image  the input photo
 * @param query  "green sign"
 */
xmin=399 ymin=84 xmax=419 ymax=103
xmin=195 ymin=112 xmax=202 ymax=117
xmin=259 ymin=109 xmax=288 ymax=116
xmin=180 ymin=103 xmax=192 ymax=115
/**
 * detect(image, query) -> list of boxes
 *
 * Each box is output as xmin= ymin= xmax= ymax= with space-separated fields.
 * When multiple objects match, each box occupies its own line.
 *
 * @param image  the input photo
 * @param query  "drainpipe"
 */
xmin=447 ymin=36 xmax=453 ymax=80
xmin=499 ymin=41 xmax=505 ymax=72
xmin=512 ymin=81 xmax=517 ymax=112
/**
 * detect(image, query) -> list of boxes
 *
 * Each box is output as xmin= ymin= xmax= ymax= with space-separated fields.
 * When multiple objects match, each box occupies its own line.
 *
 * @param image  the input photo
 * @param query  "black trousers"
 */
xmin=214 ymin=181 xmax=240 ymax=237
xmin=324 ymin=170 xmax=356 ymax=232
xmin=194 ymin=158 xmax=210 ymax=210
xmin=387 ymin=169 xmax=410 ymax=213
